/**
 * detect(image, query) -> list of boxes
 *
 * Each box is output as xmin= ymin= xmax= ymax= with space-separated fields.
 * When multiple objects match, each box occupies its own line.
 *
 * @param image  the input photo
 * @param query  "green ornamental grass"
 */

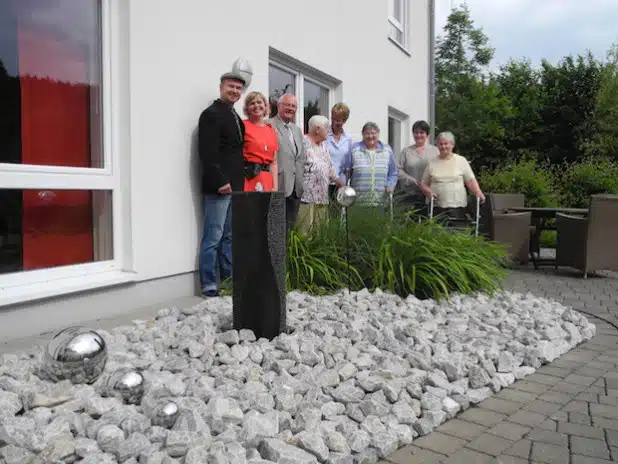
xmin=286 ymin=204 xmax=509 ymax=300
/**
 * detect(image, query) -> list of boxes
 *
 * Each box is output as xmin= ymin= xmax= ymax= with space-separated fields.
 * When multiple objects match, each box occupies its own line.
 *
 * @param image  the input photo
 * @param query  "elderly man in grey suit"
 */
xmin=270 ymin=94 xmax=306 ymax=231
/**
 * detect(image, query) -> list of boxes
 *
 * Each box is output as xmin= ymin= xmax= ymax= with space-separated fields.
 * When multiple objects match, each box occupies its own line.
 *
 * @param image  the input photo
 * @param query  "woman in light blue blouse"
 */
xmin=340 ymin=122 xmax=398 ymax=206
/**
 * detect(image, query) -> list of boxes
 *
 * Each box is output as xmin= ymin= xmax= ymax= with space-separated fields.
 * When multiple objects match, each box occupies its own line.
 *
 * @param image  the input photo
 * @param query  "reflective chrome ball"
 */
xmin=336 ymin=186 xmax=357 ymax=208
xmin=106 ymin=368 xmax=145 ymax=405
xmin=232 ymin=58 xmax=253 ymax=88
xmin=151 ymin=401 xmax=180 ymax=429
xmin=44 ymin=326 xmax=107 ymax=384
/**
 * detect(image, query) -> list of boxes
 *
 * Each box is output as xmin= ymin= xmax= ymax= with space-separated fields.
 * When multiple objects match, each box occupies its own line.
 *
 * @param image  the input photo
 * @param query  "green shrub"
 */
xmin=478 ymin=159 xmax=558 ymax=206
xmin=556 ymin=156 xmax=618 ymax=207
xmin=286 ymin=207 xmax=508 ymax=300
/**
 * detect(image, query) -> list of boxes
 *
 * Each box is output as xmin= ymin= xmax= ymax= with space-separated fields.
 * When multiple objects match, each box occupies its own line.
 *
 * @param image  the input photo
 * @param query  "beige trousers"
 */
xmin=298 ymin=203 xmax=329 ymax=234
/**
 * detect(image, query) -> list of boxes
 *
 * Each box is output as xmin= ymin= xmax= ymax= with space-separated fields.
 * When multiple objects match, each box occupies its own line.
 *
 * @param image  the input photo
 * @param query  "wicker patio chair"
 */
xmin=555 ymin=194 xmax=618 ymax=278
xmin=482 ymin=194 xmax=532 ymax=264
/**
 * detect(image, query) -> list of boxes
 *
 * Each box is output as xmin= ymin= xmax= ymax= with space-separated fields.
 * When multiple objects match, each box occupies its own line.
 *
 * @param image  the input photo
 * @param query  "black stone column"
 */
xmin=232 ymin=192 xmax=286 ymax=339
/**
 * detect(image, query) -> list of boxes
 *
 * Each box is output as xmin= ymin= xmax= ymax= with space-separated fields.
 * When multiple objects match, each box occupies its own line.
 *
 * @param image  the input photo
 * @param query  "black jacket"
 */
xmin=198 ymin=99 xmax=245 ymax=194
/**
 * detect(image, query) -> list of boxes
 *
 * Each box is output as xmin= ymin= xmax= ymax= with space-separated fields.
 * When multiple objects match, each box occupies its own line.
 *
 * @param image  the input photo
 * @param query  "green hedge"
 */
xmin=555 ymin=156 xmax=618 ymax=208
xmin=478 ymin=156 xmax=618 ymax=208
xmin=287 ymin=207 xmax=508 ymax=300
xmin=478 ymin=158 xmax=558 ymax=207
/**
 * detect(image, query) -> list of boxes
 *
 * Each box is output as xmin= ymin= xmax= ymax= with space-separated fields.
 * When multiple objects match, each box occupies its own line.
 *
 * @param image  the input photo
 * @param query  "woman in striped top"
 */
xmin=340 ymin=122 xmax=398 ymax=206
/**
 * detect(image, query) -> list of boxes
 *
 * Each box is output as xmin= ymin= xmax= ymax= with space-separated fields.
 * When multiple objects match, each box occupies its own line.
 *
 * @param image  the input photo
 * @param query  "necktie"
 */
xmin=285 ymin=124 xmax=297 ymax=154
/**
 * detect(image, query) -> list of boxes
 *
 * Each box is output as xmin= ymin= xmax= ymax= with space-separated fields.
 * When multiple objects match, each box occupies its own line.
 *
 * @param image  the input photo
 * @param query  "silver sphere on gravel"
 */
xmin=44 ymin=326 xmax=107 ymax=384
xmin=336 ymin=186 xmax=357 ymax=208
xmin=151 ymin=401 xmax=180 ymax=429
xmin=106 ymin=368 xmax=145 ymax=405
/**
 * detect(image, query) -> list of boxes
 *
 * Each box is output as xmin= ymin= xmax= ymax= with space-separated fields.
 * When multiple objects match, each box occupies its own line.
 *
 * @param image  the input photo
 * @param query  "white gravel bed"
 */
xmin=0 ymin=289 xmax=595 ymax=464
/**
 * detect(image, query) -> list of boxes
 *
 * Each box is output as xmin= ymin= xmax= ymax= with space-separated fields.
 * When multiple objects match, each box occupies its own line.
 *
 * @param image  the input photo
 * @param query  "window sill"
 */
xmin=0 ymin=270 xmax=137 ymax=307
xmin=388 ymin=37 xmax=411 ymax=57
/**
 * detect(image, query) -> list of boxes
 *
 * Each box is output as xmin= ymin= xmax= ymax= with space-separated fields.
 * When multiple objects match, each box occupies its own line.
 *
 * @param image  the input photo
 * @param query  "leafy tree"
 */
xmin=435 ymin=5 xmax=512 ymax=168
xmin=584 ymin=44 xmax=618 ymax=159
xmin=537 ymin=53 xmax=603 ymax=164
xmin=493 ymin=60 xmax=545 ymax=155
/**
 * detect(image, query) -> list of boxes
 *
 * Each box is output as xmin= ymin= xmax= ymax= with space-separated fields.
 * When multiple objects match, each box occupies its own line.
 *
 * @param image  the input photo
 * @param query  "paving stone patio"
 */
xmin=383 ymin=266 xmax=618 ymax=464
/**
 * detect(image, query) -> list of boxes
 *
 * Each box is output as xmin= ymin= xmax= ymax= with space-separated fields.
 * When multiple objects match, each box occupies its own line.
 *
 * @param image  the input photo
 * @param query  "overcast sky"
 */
xmin=436 ymin=0 xmax=618 ymax=69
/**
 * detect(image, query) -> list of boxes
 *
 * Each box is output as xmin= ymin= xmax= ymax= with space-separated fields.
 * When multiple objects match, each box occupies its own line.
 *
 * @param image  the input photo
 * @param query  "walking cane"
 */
xmin=474 ymin=196 xmax=481 ymax=236
xmin=429 ymin=195 xmax=434 ymax=220
xmin=389 ymin=190 xmax=394 ymax=222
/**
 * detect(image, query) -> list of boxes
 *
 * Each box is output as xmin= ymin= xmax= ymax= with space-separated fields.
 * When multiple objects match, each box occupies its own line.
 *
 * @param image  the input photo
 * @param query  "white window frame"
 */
xmin=269 ymin=48 xmax=341 ymax=133
xmin=387 ymin=107 xmax=410 ymax=156
xmin=388 ymin=0 xmax=409 ymax=51
xmin=0 ymin=0 xmax=134 ymax=306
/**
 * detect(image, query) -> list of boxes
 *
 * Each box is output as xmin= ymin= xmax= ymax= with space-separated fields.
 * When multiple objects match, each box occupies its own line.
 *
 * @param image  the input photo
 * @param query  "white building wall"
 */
xmin=128 ymin=0 xmax=430 ymax=280
xmin=0 ymin=0 xmax=430 ymax=342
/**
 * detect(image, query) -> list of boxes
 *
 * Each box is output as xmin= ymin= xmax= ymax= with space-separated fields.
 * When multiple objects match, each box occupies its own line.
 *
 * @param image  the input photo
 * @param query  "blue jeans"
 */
xmin=199 ymin=194 xmax=232 ymax=293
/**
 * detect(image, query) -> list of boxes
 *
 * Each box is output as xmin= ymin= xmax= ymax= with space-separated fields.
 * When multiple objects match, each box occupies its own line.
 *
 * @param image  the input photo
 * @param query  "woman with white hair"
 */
xmin=299 ymin=115 xmax=344 ymax=232
xmin=419 ymin=131 xmax=485 ymax=219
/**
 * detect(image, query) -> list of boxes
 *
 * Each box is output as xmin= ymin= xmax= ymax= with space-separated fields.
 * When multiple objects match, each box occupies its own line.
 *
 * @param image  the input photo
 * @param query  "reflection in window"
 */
xmin=0 ymin=0 xmax=103 ymax=167
xmin=388 ymin=116 xmax=402 ymax=155
xmin=0 ymin=189 xmax=113 ymax=274
xmin=303 ymin=79 xmax=329 ymax=134
xmin=268 ymin=64 xmax=296 ymax=118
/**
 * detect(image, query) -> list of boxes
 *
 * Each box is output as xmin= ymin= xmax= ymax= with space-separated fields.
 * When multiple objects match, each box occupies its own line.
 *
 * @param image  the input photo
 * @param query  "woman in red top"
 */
xmin=242 ymin=91 xmax=279 ymax=192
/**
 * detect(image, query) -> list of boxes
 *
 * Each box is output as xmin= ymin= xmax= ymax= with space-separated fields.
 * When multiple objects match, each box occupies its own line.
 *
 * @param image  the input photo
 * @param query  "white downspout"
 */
xmin=428 ymin=0 xmax=436 ymax=142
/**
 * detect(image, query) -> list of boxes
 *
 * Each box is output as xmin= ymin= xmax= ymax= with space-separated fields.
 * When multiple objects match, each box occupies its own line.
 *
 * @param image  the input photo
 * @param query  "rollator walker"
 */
xmin=427 ymin=195 xmax=482 ymax=236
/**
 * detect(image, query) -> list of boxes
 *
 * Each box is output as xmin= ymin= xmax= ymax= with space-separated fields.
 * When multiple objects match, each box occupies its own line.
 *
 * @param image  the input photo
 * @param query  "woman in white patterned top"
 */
xmin=419 ymin=131 xmax=485 ymax=219
xmin=299 ymin=115 xmax=344 ymax=232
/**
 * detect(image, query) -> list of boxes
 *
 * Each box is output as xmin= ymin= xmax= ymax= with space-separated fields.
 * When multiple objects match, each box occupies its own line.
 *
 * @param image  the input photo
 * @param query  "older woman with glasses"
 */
xmin=340 ymin=122 xmax=398 ymax=207
xmin=419 ymin=131 xmax=485 ymax=219
xmin=299 ymin=115 xmax=345 ymax=232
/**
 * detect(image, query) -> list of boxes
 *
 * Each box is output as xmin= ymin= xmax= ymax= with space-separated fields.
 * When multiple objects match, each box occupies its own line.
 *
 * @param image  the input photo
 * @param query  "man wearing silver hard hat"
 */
xmin=197 ymin=71 xmax=246 ymax=297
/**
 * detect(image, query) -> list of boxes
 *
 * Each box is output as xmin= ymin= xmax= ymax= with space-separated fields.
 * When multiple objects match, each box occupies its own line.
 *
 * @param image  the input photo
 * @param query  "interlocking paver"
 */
xmin=521 ymin=399 xmax=563 ymax=415
xmin=512 ymin=380 xmax=550 ymax=394
xmin=436 ymin=419 xmax=488 ymax=441
xmin=495 ymin=388 xmax=538 ymax=404
xmin=571 ymin=456 xmax=613 ymax=464
xmin=551 ymin=380 xmax=588 ymax=394
xmin=569 ymin=412 xmax=592 ymax=426
xmin=563 ymin=400 xmax=590 ymax=413
xmin=565 ymin=374 xmax=598 ymax=386
xmin=537 ymin=390 xmax=573 ymax=404
xmin=557 ymin=421 xmax=605 ymax=439
xmin=530 ymin=441 xmax=569 ymax=463
xmin=536 ymin=365 xmax=572 ymax=378
xmin=413 ymin=432 xmax=466 ymax=455
xmin=526 ymin=428 xmax=568 ymax=446
xmin=507 ymin=410 xmax=548 ymax=427
xmin=387 ymin=445 xmax=444 ymax=463
xmin=488 ymin=422 xmax=531 ymax=441
xmin=502 ymin=439 xmax=532 ymax=459
xmin=466 ymin=433 xmax=514 ymax=456
xmin=589 ymin=403 xmax=618 ymax=419
xmin=441 ymin=448 xmax=494 ymax=464
xmin=458 ymin=408 xmax=507 ymax=427
xmin=571 ymin=436 xmax=611 ymax=459
xmin=493 ymin=455 xmax=528 ymax=464
xmin=478 ymin=398 xmax=522 ymax=415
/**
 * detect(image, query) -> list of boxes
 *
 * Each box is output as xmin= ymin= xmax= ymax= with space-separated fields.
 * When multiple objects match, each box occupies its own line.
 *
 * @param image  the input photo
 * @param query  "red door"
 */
xmin=18 ymin=22 xmax=94 ymax=270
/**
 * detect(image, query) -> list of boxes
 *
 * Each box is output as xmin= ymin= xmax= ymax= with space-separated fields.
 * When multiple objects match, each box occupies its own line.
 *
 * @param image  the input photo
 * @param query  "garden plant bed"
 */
xmin=0 ymin=289 xmax=595 ymax=463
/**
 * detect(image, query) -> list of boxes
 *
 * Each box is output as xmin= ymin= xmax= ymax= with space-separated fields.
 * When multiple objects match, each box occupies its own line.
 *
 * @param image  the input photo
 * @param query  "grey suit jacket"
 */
xmin=270 ymin=115 xmax=305 ymax=198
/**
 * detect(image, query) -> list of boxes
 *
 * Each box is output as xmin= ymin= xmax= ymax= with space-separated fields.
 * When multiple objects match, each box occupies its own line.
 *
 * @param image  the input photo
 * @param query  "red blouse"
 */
xmin=243 ymin=120 xmax=279 ymax=164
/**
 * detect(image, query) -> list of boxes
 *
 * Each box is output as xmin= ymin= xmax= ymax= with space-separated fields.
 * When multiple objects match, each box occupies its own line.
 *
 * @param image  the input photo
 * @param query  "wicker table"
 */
xmin=509 ymin=207 xmax=588 ymax=268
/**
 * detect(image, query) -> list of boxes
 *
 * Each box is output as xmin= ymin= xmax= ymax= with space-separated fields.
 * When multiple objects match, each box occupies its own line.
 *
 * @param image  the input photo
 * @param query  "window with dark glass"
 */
xmin=0 ymin=0 xmax=110 ymax=275
xmin=303 ymin=79 xmax=329 ymax=134
xmin=268 ymin=64 xmax=296 ymax=118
